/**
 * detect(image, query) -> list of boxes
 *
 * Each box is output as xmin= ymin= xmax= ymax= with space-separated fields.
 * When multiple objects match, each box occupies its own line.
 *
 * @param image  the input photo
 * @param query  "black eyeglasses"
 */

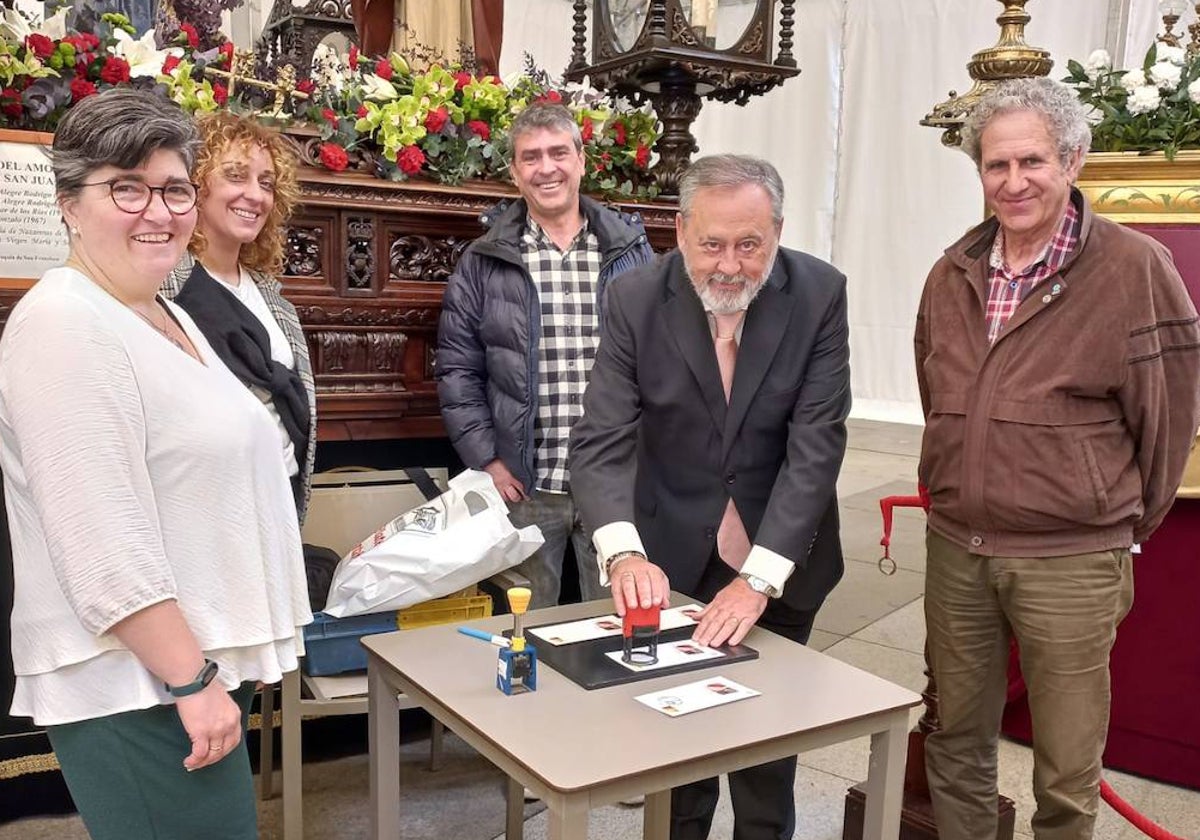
xmin=79 ymin=178 xmax=199 ymax=215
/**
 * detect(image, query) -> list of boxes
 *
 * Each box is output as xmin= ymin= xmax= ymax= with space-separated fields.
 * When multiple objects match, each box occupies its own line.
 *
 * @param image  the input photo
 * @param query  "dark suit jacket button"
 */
xmin=725 ymin=473 xmax=735 ymax=484
xmin=704 ymin=527 xmax=716 ymax=540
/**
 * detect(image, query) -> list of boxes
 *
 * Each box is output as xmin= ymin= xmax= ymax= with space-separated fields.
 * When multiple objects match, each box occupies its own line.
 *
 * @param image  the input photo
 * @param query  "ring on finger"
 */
xmin=208 ymin=742 xmax=224 ymax=752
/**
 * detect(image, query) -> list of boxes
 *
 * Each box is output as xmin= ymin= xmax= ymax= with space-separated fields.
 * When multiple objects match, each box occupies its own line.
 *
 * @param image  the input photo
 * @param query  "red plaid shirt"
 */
xmin=985 ymin=202 xmax=1080 ymax=344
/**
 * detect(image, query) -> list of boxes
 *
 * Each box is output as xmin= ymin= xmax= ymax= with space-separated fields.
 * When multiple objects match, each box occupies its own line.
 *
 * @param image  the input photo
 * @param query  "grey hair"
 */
xmin=960 ymin=77 xmax=1091 ymax=169
xmin=678 ymin=155 xmax=785 ymax=224
xmin=50 ymin=87 xmax=199 ymax=200
xmin=509 ymin=101 xmax=582 ymax=152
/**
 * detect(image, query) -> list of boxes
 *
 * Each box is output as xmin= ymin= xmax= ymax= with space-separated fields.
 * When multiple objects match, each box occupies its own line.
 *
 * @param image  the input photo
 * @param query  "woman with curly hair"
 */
xmin=162 ymin=112 xmax=317 ymax=522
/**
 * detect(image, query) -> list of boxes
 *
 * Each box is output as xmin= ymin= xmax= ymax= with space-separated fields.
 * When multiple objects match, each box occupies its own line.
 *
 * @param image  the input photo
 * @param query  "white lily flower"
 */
xmin=37 ymin=8 xmax=69 ymax=40
xmin=360 ymin=73 xmax=399 ymax=102
xmin=0 ymin=7 xmax=32 ymax=42
xmin=111 ymin=28 xmax=183 ymax=79
xmin=1149 ymin=60 xmax=1182 ymax=90
xmin=1126 ymin=85 xmax=1162 ymax=115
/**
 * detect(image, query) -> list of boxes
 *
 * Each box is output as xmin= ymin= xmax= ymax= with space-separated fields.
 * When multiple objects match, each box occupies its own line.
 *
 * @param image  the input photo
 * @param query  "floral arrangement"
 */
xmin=305 ymin=47 xmax=661 ymax=198
xmin=0 ymin=5 xmax=236 ymax=130
xmin=0 ymin=6 xmax=662 ymax=198
xmin=1065 ymin=41 xmax=1200 ymax=159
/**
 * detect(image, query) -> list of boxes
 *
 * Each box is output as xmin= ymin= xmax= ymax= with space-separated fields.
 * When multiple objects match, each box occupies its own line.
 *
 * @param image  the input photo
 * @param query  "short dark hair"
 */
xmin=50 ymin=88 xmax=199 ymax=200
xmin=509 ymin=101 xmax=582 ymax=153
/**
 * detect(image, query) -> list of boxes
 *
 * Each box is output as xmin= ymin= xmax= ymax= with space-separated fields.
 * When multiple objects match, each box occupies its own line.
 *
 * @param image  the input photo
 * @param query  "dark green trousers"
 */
xmin=46 ymin=683 xmax=258 ymax=840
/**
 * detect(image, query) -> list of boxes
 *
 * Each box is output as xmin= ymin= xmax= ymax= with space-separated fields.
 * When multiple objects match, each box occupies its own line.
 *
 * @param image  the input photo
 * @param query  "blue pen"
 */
xmin=457 ymin=626 xmax=511 ymax=648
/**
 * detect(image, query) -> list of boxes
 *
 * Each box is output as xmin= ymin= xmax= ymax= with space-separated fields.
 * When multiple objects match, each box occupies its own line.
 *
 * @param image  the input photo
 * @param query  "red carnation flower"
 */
xmin=70 ymin=77 xmax=98 ymax=101
xmin=580 ymin=117 xmax=594 ymax=142
xmin=397 ymin=144 xmax=425 ymax=176
xmin=296 ymin=79 xmax=315 ymax=94
xmin=356 ymin=104 xmax=368 ymax=119
xmin=373 ymin=58 xmax=392 ymax=80
xmin=99 ymin=56 xmax=131 ymax=85
xmin=63 ymin=35 xmax=91 ymax=55
xmin=424 ymin=106 xmax=449 ymax=133
xmin=75 ymin=59 xmax=92 ymax=78
xmin=212 ymin=82 xmax=228 ymax=106
xmin=0 ymin=88 xmax=21 ymax=120
xmin=218 ymin=42 xmax=234 ymax=64
xmin=161 ymin=55 xmax=181 ymax=75
xmin=77 ymin=32 xmax=100 ymax=51
xmin=319 ymin=142 xmax=349 ymax=172
xmin=453 ymin=71 xmax=472 ymax=91
xmin=466 ymin=120 xmax=490 ymax=141
xmin=179 ymin=23 xmax=199 ymax=49
xmin=612 ymin=120 xmax=627 ymax=146
xmin=635 ymin=142 xmax=650 ymax=169
xmin=25 ymin=34 xmax=54 ymax=59
xmin=348 ymin=45 xmax=359 ymax=71
xmin=542 ymin=89 xmax=562 ymax=103
xmin=322 ymin=108 xmax=339 ymax=126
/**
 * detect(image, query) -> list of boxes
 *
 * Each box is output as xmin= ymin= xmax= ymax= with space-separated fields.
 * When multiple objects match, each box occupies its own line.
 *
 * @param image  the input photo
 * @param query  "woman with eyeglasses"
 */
xmin=161 ymin=112 xmax=316 ymax=522
xmin=0 ymin=89 xmax=311 ymax=840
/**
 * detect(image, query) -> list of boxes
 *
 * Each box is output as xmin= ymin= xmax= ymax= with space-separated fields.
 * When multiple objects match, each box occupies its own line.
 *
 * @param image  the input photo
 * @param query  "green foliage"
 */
xmin=1065 ymin=43 xmax=1200 ymax=160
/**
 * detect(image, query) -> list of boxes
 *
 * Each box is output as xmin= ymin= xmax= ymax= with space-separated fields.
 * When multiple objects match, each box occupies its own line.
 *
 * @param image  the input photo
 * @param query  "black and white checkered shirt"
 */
xmin=520 ymin=215 xmax=603 ymax=493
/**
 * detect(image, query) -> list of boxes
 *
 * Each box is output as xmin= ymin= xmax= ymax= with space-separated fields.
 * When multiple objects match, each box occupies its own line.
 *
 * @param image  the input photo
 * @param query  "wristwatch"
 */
xmin=165 ymin=659 xmax=219 ymax=698
xmin=739 ymin=572 xmax=780 ymax=599
xmin=605 ymin=550 xmax=646 ymax=577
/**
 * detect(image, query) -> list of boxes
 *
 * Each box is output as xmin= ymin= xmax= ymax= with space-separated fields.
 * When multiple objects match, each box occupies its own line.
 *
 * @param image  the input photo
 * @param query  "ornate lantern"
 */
xmin=564 ymin=0 xmax=800 ymax=193
xmin=920 ymin=0 xmax=1052 ymax=148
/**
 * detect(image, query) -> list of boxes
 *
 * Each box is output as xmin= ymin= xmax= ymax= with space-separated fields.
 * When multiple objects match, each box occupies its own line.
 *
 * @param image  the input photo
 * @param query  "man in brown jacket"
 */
xmin=915 ymin=77 xmax=1200 ymax=840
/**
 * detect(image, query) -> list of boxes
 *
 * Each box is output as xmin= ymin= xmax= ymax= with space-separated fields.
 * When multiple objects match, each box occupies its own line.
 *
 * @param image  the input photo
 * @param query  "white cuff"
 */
xmin=740 ymin=546 xmax=796 ymax=595
xmin=592 ymin=521 xmax=647 ymax=587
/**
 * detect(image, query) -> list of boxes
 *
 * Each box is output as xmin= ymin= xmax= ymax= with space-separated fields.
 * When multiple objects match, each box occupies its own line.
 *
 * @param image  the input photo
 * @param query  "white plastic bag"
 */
xmin=321 ymin=469 xmax=543 ymax=618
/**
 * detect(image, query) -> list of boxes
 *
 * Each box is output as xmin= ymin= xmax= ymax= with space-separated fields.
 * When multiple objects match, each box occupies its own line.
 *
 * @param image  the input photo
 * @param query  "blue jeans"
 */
xmin=506 ymin=489 xmax=604 ymax=609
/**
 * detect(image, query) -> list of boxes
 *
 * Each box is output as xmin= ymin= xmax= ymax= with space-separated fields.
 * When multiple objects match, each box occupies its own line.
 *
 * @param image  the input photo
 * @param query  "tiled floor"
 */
xmin=512 ymin=419 xmax=1200 ymax=840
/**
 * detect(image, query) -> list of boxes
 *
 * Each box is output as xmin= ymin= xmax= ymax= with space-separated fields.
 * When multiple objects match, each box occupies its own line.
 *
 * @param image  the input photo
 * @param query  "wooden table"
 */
xmin=363 ymin=597 xmax=921 ymax=840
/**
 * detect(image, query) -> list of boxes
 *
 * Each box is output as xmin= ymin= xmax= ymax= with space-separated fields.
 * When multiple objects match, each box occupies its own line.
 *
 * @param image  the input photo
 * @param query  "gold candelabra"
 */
xmin=920 ymin=0 xmax=1052 ymax=148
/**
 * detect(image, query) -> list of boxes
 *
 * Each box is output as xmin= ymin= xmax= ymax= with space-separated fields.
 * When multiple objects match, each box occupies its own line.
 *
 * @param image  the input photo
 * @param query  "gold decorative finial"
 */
xmin=920 ymin=0 xmax=1053 ymax=147
xmin=204 ymin=50 xmax=310 ymax=114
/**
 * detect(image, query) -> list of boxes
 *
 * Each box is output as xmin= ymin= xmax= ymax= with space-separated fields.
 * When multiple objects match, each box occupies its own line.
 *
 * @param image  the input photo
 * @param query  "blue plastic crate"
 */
xmin=301 ymin=610 xmax=397 ymax=676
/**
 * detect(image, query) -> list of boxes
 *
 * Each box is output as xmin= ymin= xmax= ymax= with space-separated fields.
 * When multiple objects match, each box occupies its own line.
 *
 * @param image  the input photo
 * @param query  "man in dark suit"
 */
xmin=570 ymin=154 xmax=850 ymax=840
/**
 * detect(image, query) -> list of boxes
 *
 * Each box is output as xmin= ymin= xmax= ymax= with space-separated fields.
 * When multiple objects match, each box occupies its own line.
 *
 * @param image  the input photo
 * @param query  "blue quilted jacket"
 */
xmin=436 ymin=196 xmax=655 ymax=491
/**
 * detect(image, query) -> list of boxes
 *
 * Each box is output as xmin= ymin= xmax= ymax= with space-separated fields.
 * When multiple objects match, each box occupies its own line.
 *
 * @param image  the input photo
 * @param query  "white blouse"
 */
xmin=0 ymin=267 xmax=312 ymax=726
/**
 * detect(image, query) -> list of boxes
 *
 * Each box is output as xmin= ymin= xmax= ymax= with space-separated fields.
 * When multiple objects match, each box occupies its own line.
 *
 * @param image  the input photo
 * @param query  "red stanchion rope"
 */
xmin=1100 ymin=779 xmax=1187 ymax=840
xmin=879 ymin=490 xmax=1188 ymax=840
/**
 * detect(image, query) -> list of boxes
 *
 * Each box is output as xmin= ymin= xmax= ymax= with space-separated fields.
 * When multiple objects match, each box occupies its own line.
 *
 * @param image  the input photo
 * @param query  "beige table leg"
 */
xmin=258 ymin=682 xmax=275 ymax=800
xmin=369 ymin=659 xmax=402 ymax=840
xmin=862 ymin=713 xmax=908 ymax=840
xmin=282 ymin=669 xmax=303 ymax=840
xmin=547 ymin=794 xmax=589 ymax=840
xmin=642 ymin=789 xmax=670 ymax=840
xmin=505 ymin=776 xmax=524 ymax=840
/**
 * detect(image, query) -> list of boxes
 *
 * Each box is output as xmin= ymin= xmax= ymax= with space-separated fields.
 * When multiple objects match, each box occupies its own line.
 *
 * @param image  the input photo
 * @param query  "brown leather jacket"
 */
xmin=915 ymin=191 xmax=1200 ymax=556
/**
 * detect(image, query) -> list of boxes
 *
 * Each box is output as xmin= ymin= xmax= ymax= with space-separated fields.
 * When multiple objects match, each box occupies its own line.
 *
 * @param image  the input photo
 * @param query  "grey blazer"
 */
xmin=162 ymin=253 xmax=318 ymax=524
xmin=569 ymin=248 xmax=850 ymax=611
